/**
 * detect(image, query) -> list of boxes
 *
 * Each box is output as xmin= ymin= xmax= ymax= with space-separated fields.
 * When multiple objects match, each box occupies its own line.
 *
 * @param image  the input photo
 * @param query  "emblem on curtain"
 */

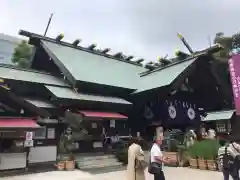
xmin=187 ymin=107 xmax=195 ymax=120
xmin=168 ymin=104 xmax=177 ymax=119
xmin=144 ymin=104 xmax=154 ymax=120
xmin=182 ymin=102 xmax=185 ymax=108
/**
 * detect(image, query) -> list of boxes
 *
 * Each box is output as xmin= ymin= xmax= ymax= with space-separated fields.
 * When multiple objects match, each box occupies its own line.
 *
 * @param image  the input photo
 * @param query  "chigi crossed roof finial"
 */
xmin=55 ymin=33 xmax=64 ymax=41
xmin=18 ymin=29 xmax=146 ymax=67
xmin=87 ymin=44 xmax=97 ymax=50
xmin=101 ymin=48 xmax=111 ymax=54
xmin=72 ymin=39 xmax=81 ymax=46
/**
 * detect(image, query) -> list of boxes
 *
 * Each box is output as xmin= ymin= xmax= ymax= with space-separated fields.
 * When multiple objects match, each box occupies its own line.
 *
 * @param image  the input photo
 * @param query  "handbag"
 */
xmin=148 ymin=156 xmax=162 ymax=175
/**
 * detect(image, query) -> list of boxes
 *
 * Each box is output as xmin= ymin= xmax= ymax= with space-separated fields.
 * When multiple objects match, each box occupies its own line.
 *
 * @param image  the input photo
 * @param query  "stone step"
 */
xmin=76 ymin=161 xmax=123 ymax=170
xmin=76 ymin=158 xmax=119 ymax=165
xmin=75 ymin=155 xmax=115 ymax=162
xmin=81 ymin=164 xmax=126 ymax=174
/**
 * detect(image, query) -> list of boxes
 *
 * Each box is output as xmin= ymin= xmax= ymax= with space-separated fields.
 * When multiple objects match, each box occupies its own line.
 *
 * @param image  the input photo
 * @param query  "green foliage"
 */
xmin=213 ymin=31 xmax=240 ymax=61
xmin=188 ymin=140 xmax=220 ymax=160
xmin=115 ymin=148 xmax=128 ymax=164
xmin=168 ymin=139 xmax=180 ymax=152
xmin=12 ymin=40 xmax=32 ymax=68
xmin=177 ymin=144 xmax=189 ymax=166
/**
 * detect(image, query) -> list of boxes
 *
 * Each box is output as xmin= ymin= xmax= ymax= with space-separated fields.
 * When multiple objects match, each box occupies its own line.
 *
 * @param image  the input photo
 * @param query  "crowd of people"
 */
xmin=126 ymin=129 xmax=240 ymax=180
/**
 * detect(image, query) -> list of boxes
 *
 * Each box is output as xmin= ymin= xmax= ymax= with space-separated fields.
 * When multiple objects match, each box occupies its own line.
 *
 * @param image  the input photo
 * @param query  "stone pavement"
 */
xmin=1 ymin=167 xmax=223 ymax=180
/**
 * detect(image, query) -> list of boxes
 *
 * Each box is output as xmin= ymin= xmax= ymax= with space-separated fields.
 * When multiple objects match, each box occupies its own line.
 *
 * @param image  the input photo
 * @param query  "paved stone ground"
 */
xmin=1 ymin=167 xmax=223 ymax=180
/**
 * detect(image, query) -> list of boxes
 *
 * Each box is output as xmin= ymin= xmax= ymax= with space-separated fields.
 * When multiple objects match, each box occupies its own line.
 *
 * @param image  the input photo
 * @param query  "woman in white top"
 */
xmin=150 ymin=135 xmax=171 ymax=180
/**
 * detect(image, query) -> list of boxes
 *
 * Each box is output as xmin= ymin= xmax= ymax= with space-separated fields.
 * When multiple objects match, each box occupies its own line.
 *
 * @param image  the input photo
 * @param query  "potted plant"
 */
xmin=205 ymin=140 xmax=220 ymax=171
xmin=188 ymin=141 xmax=199 ymax=168
xmin=163 ymin=139 xmax=180 ymax=166
xmin=65 ymin=153 xmax=75 ymax=171
xmin=57 ymin=132 xmax=76 ymax=171
xmin=177 ymin=145 xmax=189 ymax=167
xmin=197 ymin=140 xmax=209 ymax=170
xmin=188 ymin=140 xmax=220 ymax=170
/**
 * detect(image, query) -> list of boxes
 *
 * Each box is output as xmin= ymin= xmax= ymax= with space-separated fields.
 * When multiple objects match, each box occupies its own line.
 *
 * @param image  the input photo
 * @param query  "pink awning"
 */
xmin=79 ymin=111 xmax=127 ymax=119
xmin=0 ymin=118 xmax=40 ymax=128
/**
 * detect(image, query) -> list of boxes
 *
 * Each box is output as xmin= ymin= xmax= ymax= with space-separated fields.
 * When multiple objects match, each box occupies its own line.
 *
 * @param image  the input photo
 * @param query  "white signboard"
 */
xmin=25 ymin=132 xmax=33 ymax=141
xmin=110 ymin=120 xmax=115 ymax=128
xmin=93 ymin=142 xmax=103 ymax=148
xmin=137 ymin=132 xmax=140 ymax=137
xmin=24 ymin=140 xmax=34 ymax=147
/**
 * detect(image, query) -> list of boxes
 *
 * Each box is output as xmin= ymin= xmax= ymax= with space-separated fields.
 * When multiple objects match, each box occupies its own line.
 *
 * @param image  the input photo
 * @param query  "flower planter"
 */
xmin=189 ymin=158 xmax=198 ymax=169
xmin=56 ymin=161 xmax=65 ymax=171
xmin=206 ymin=160 xmax=217 ymax=171
xmin=198 ymin=159 xmax=207 ymax=170
xmin=65 ymin=160 xmax=75 ymax=171
xmin=163 ymin=151 xmax=178 ymax=166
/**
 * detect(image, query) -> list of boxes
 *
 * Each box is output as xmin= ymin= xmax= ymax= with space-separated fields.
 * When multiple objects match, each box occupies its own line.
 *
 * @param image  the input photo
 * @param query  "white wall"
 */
xmin=29 ymin=146 xmax=57 ymax=163
xmin=0 ymin=153 xmax=26 ymax=170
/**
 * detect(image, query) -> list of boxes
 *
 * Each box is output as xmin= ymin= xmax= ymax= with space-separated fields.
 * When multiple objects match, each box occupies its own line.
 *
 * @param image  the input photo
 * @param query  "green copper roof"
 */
xmin=0 ymin=65 xmax=68 ymax=87
xmin=134 ymin=58 xmax=196 ymax=93
xmin=202 ymin=110 xmax=235 ymax=121
xmin=24 ymin=98 xmax=56 ymax=108
xmin=45 ymin=85 xmax=132 ymax=105
xmin=41 ymin=40 xmax=145 ymax=89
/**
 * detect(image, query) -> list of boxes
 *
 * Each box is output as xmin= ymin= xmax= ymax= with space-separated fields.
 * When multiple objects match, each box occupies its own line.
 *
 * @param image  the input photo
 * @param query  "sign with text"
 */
xmin=24 ymin=140 xmax=34 ymax=147
xmin=229 ymin=54 xmax=240 ymax=115
xmin=25 ymin=132 xmax=33 ymax=141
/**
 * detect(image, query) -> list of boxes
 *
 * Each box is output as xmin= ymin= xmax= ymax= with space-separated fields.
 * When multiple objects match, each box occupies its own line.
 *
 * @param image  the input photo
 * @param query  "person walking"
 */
xmin=218 ymin=135 xmax=240 ymax=180
xmin=148 ymin=135 xmax=171 ymax=180
xmin=127 ymin=137 xmax=147 ymax=180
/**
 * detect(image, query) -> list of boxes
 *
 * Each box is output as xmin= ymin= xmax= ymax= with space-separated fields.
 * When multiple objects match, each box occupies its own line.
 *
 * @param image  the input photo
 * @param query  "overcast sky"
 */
xmin=1 ymin=0 xmax=240 ymax=61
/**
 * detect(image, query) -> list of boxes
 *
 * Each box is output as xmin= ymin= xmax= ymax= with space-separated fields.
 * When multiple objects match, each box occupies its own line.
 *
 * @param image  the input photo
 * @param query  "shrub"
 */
xmin=114 ymin=138 xmax=150 ymax=165
xmin=115 ymin=148 xmax=128 ymax=164
xmin=188 ymin=139 xmax=220 ymax=160
xmin=177 ymin=144 xmax=189 ymax=166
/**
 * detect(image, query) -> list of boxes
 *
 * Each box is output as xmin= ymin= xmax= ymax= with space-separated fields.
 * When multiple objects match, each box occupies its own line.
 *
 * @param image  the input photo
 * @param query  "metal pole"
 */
xmin=177 ymin=33 xmax=194 ymax=54
xmin=44 ymin=13 xmax=53 ymax=36
xmin=208 ymin=36 xmax=212 ymax=47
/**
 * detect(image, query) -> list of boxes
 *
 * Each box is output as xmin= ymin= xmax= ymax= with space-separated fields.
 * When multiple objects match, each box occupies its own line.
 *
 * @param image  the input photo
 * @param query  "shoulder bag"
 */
xmin=223 ymin=145 xmax=234 ymax=170
xmin=148 ymin=155 xmax=162 ymax=175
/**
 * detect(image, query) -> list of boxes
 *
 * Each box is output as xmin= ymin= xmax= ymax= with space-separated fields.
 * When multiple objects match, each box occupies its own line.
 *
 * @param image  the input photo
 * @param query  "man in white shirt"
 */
xmin=150 ymin=135 xmax=170 ymax=180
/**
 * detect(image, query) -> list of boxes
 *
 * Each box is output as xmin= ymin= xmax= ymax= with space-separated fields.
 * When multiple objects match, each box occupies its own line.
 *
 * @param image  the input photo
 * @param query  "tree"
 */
xmin=213 ymin=32 xmax=232 ymax=62
xmin=213 ymin=31 xmax=240 ymax=61
xmin=12 ymin=40 xmax=32 ymax=68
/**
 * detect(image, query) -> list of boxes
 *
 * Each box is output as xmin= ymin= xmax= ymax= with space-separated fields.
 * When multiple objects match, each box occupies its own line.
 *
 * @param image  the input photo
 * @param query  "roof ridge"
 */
xmin=19 ymin=30 xmax=145 ymax=68
xmin=207 ymin=109 xmax=235 ymax=114
xmin=140 ymin=43 xmax=222 ymax=77
xmin=140 ymin=55 xmax=197 ymax=77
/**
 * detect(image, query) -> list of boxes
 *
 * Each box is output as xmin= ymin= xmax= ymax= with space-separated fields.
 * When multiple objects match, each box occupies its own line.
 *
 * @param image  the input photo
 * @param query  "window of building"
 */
xmin=216 ymin=123 xmax=226 ymax=133
xmin=34 ymin=126 xmax=47 ymax=139
xmin=47 ymin=128 xmax=55 ymax=139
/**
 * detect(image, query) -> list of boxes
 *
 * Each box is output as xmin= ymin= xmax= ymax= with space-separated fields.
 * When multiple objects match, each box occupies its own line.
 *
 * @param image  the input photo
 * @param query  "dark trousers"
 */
xmin=154 ymin=171 xmax=165 ymax=180
xmin=223 ymin=168 xmax=240 ymax=180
